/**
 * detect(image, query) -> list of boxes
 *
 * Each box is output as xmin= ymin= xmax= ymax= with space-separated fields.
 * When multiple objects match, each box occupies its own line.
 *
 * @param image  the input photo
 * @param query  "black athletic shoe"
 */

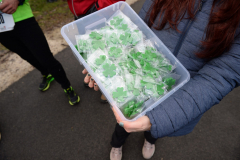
xmin=39 ymin=74 xmax=55 ymax=91
xmin=64 ymin=87 xmax=80 ymax=105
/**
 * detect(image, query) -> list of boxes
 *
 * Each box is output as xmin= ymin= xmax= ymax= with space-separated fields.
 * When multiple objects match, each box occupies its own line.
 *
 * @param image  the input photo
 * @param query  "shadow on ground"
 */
xmin=0 ymin=1 xmax=240 ymax=160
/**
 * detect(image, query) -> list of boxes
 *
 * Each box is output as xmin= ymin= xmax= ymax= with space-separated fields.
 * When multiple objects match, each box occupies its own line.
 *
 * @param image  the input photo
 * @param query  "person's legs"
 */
xmin=110 ymin=123 xmax=158 ymax=160
xmin=109 ymin=114 xmax=203 ymax=159
xmin=110 ymin=123 xmax=130 ymax=160
xmin=0 ymin=30 xmax=49 ymax=76
xmin=0 ymin=17 xmax=80 ymax=105
xmin=111 ymin=123 xmax=130 ymax=148
xmin=142 ymin=131 xmax=157 ymax=159
xmin=141 ymin=115 xmax=203 ymax=159
xmin=0 ymin=24 xmax=56 ymax=92
xmin=144 ymin=131 xmax=157 ymax=144
xmin=13 ymin=18 xmax=71 ymax=89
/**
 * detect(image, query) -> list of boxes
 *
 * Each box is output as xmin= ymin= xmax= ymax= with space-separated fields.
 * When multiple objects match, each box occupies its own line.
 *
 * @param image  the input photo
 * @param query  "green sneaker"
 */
xmin=39 ymin=74 xmax=55 ymax=91
xmin=64 ymin=87 xmax=80 ymax=105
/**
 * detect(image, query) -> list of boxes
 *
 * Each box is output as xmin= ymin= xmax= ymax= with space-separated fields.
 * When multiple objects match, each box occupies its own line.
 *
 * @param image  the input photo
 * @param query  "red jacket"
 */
xmin=68 ymin=0 xmax=125 ymax=17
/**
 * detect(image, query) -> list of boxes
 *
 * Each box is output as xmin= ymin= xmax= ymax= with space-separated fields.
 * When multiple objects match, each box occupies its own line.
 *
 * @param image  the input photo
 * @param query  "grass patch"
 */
xmin=30 ymin=0 xmax=73 ymax=31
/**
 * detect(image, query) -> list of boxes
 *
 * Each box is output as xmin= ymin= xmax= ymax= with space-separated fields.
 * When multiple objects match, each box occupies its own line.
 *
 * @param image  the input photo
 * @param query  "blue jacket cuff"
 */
xmin=146 ymin=111 xmax=158 ymax=138
xmin=146 ymin=101 xmax=176 ymax=139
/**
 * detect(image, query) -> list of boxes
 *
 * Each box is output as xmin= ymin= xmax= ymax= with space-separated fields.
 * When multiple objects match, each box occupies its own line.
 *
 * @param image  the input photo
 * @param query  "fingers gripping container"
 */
xmin=61 ymin=2 xmax=190 ymax=121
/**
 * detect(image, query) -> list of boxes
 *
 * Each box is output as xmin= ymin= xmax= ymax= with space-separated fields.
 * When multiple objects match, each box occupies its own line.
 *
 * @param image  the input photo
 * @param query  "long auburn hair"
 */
xmin=147 ymin=0 xmax=240 ymax=58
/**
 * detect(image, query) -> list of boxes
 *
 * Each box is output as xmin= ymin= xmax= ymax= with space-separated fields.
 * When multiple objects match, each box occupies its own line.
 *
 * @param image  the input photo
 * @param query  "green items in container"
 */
xmin=107 ymin=33 xmax=119 ymax=44
xmin=110 ymin=16 xmax=124 ymax=27
xmin=131 ymin=51 xmax=141 ymax=60
xmin=92 ymin=40 xmax=105 ymax=50
xmin=95 ymin=55 xmax=106 ymax=65
xmin=133 ymin=89 xmax=140 ymax=96
xmin=120 ymin=32 xmax=133 ymax=45
xmin=118 ymin=24 xmax=128 ymax=31
xmin=164 ymin=77 xmax=176 ymax=90
xmin=102 ymin=63 xmax=117 ymax=77
xmin=108 ymin=47 xmax=122 ymax=58
xmin=75 ymin=11 xmax=180 ymax=119
xmin=77 ymin=39 xmax=88 ymax=51
xmin=89 ymin=31 xmax=103 ymax=40
xmin=142 ymin=50 xmax=157 ymax=61
xmin=123 ymin=101 xmax=144 ymax=118
xmin=113 ymin=87 xmax=128 ymax=102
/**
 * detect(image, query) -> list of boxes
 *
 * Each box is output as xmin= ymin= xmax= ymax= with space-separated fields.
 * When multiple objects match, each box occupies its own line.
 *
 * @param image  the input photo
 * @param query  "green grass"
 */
xmin=30 ymin=0 xmax=73 ymax=31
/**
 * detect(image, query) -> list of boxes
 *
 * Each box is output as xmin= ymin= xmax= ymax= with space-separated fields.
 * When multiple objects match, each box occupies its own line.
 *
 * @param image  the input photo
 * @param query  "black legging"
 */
xmin=111 ymin=123 xmax=157 ymax=148
xmin=0 ymin=17 xmax=70 ymax=89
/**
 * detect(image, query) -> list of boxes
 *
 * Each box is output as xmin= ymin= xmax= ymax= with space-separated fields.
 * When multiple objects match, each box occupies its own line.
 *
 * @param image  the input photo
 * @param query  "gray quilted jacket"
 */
xmin=139 ymin=0 xmax=240 ymax=138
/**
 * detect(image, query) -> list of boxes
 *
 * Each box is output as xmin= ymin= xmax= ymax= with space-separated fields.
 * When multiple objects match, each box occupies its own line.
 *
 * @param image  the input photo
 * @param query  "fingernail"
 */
xmin=91 ymin=78 xmax=93 ymax=81
xmin=119 ymin=122 xmax=124 ymax=127
xmin=88 ymin=74 xmax=90 ymax=76
xmin=94 ymin=84 xmax=97 ymax=86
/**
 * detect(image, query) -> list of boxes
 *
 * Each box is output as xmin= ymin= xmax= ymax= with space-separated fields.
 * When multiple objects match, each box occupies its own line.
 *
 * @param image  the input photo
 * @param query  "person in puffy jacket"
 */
xmin=0 ymin=0 xmax=80 ymax=105
xmin=87 ymin=0 xmax=240 ymax=159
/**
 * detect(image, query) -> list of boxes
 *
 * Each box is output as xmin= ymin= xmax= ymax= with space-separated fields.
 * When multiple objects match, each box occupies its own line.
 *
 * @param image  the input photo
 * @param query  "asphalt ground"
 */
xmin=0 ymin=1 xmax=240 ymax=160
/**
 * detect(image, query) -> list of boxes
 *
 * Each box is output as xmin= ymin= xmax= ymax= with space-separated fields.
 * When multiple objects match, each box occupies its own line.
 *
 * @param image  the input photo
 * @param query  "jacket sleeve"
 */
xmin=146 ymin=35 xmax=240 ymax=139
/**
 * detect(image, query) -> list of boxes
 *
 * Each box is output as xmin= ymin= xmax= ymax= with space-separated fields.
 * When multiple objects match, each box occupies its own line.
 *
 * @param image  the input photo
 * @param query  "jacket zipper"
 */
xmin=72 ymin=0 xmax=78 ymax=18
xmin=172 ymin=0 xmax=204 ymax=57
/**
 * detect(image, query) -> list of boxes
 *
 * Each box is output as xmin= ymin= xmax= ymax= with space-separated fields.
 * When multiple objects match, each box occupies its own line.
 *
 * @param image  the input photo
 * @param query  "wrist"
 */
xmin=143 ymin=116 xmax=152 ymax=131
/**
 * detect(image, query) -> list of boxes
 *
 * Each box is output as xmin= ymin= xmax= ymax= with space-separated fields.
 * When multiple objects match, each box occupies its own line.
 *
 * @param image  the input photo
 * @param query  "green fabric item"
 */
xmin=0 ymin=0 xmax=34 ymax=23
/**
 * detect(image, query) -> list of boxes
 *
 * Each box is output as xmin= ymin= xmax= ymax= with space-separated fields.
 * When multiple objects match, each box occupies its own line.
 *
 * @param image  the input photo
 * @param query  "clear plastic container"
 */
xmin=61 ymin=2 xmax=190 ymax=121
